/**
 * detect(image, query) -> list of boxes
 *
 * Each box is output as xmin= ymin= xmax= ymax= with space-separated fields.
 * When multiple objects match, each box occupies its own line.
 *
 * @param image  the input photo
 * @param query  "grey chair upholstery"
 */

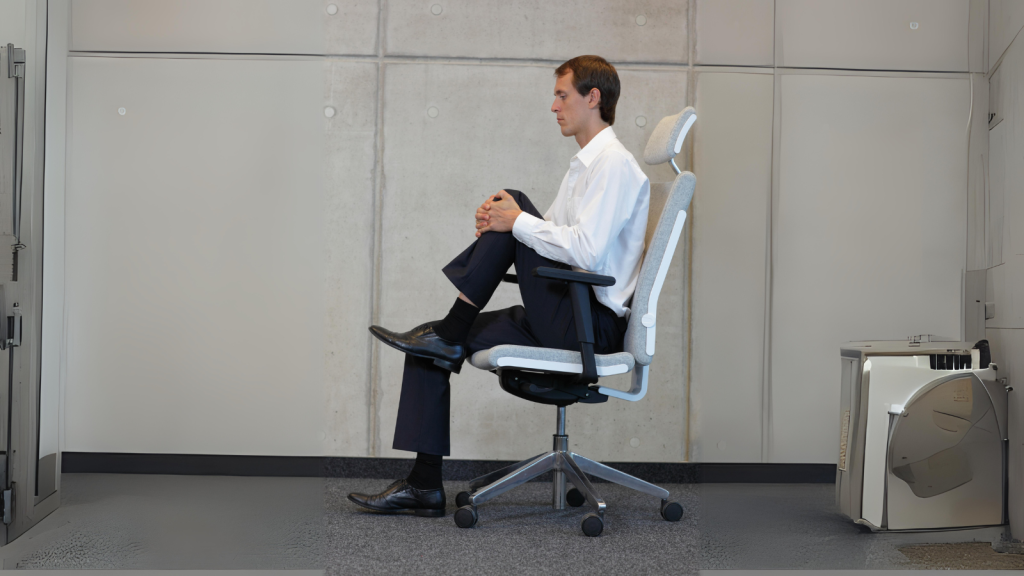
xmin=454 ymin=107 xmax=697 ymax=537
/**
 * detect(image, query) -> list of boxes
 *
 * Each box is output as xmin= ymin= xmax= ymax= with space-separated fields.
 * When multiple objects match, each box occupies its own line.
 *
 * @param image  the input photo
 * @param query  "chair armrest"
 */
xmin=532 ymin=267 xmax=616 ymax=287
xmin=529 ymin=266 xmax=611 ymax=386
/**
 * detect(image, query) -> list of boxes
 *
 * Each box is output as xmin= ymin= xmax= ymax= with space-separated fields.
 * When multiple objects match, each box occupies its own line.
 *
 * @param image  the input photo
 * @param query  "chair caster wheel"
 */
xmin=661 ymin=500 xmax=684 ymax=522
xmin=454 ymin=505 xmax=478 ymax=529
xmin=581 ymin=513 xmax=603 ymax=537
xmin=566 ymin=488 xmax=585 ymax=508
xmin=456 ymin=491 xmax=472 ymax=508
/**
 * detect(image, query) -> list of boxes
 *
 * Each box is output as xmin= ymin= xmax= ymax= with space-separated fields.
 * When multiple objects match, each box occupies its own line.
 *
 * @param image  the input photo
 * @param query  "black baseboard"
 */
xmin=62 ymin=452 xmax=323 ymax=477
xmin=62 ymin=453 xmax=836 ymax=483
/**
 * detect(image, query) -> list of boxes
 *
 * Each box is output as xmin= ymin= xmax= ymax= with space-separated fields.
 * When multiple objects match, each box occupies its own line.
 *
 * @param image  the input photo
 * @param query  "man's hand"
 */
xmin=475 ymin=190 xmax=523 ymax=237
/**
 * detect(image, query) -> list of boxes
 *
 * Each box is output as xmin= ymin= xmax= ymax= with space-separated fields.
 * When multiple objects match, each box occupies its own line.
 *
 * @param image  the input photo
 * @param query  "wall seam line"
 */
xmin=367 ymin=0 xmax=387 ymax=458
xmin=762 ymin=0 xmax=781 ymax=465
xmin=683 ymin=0 xmax=695 ymax=464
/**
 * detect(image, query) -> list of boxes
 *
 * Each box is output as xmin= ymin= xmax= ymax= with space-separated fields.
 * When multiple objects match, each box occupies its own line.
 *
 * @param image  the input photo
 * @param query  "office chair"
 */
xmin=454 ymin=107 xmax=697 ymax=536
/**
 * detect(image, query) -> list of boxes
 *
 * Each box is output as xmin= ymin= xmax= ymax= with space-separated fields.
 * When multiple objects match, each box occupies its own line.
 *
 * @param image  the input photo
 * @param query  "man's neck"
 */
xmin=574 ymin=121 xmax=611 ymax=149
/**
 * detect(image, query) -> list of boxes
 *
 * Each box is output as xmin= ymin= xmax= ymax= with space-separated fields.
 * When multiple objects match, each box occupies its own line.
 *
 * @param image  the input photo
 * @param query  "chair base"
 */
xmin=454 ymin=406 xmax=681 ymax=535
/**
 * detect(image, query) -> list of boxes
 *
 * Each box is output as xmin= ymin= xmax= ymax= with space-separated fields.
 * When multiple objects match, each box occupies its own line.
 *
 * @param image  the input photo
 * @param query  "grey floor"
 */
xmin=0 ymin=473 xmax=1009 ymax=573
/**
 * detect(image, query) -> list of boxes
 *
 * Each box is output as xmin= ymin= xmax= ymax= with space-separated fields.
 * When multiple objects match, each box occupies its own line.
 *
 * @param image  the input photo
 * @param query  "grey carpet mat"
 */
xmin=0 ymin=474 xmax=1008 ymax=573
xmin=328 ymin=478 xmax=700 ymax=575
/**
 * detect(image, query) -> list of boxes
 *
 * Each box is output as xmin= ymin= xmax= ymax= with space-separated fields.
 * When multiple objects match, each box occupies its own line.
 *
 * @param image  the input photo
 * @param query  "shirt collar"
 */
xmin=573 ymin=126 xmax=617 ymax=168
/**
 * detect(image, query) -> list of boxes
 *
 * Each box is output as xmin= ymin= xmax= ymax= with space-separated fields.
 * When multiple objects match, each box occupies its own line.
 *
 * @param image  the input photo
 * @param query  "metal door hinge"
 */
xmin=7 ymin=44 xmax=25 ymax=79
xmin=3 ymin=488 xmax=12 ymax=525
xmin=0 ymin=304 xmax=22 ymax=351
xmin=11 ymin=304 xmax=20 ymax=347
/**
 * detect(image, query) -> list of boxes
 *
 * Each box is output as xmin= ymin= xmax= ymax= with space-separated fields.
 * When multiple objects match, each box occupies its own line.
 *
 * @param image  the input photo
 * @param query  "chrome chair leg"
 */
xmin=468 ymin=452 xmax=547 ymax=491
xmin=470 ymin=452 xmax=556 ymax=506
xmin=571 ymin=452 xmax=670 ymax=500
xmin=560 ymin=453 xmax=607 ymax=515
xmin=552 ymin=413 xmax=569 ymax=510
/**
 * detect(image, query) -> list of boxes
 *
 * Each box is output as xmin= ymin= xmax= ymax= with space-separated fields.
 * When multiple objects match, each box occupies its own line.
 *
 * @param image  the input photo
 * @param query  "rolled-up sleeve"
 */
xmin=512 ymin=152 xmax=643 ymax=271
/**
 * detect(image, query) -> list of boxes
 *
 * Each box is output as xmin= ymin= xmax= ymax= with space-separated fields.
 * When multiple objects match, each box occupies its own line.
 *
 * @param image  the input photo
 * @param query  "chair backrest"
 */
xmin=622 ymin=172 xmax=695 ymax=366
xmin=621 ymin=106 xmax=696 ymax=367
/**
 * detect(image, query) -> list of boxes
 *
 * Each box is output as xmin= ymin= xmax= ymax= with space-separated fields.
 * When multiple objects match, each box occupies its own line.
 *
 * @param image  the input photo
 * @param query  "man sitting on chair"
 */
xmin=348 ymin=55 xmax=651 ymax=517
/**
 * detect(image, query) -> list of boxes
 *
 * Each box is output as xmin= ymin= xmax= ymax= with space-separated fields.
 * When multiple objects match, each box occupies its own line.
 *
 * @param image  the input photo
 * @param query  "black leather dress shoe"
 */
xmin=347 ymin=479 xmax=446 ymax=517
xmin=368 ymin=321 xmax=467 ymax=373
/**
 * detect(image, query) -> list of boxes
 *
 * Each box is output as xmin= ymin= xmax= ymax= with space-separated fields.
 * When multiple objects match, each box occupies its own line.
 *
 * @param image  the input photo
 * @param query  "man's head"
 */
xmin=552 ymin=55 xmax=620 ymax=139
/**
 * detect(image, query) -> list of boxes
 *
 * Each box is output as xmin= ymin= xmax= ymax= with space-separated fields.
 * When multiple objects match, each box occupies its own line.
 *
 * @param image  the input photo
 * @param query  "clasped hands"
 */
xmin=475 ymin=189 xmax=523 ymax=238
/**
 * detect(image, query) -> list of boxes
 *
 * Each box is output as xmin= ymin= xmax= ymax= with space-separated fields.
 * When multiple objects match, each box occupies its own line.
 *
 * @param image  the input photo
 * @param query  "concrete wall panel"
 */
xmin=991 ymin=0 xmax=1024 ymax=70
xmin=694 ymin=0 xmax=774 ymax=66
xmin=689 ymin=71 xmax=773 ymax=462
xmin=771 ymin=73 xmax=969 ymax=463
xmin=64 ymin=57 xmax=325 ymax=455
xmin=323 ymin=61 xmax=378 ymax=456
xmin=376 ymin=62 xmax=688 ymax=461
xmin=70 ymin=0 xmax=379 ymax=55
xmin=325 ymin=0 xmax=380 ymax=56
xmin=385 ymin=0 xmax=687 ymax=64
xmin=776 ymin=0 xmax=969 ymax=72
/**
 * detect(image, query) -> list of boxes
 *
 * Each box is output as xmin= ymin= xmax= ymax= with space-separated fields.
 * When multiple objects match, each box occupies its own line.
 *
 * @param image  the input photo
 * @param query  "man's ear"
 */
xmin=589 ymin=88 xmax=601 ymax=110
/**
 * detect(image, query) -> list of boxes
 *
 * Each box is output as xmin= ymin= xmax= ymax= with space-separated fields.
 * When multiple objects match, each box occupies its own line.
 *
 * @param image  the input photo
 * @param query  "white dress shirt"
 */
xmin=512 ymin=126 xmax=650 ymax=318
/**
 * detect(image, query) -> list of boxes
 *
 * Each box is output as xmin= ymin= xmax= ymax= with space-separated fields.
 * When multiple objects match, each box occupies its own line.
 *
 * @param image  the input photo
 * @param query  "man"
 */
xmin=348 ymin=55 xmax=650 ymax=517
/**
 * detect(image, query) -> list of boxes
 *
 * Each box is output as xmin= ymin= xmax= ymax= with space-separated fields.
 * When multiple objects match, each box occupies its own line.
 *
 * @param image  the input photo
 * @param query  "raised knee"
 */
xmin=502 ymin=189 xmax=533 ymax=212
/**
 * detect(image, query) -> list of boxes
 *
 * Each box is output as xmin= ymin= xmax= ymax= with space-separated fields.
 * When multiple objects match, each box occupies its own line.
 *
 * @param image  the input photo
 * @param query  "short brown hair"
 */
xmin=555 ymin=56 xmax=620 ymax=125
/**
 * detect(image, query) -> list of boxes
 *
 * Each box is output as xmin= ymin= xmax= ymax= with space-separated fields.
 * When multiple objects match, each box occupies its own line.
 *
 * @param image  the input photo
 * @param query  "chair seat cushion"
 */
xmin=469 ymin=345 xmax=635 ymax=376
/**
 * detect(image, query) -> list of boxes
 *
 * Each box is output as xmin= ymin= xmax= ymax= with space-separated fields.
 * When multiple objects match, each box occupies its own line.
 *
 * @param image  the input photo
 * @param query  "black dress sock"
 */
xmin=433 ymin=298 xmax=480 ymax=343
xmin=406 ymin=452 xmax=444 ymax=490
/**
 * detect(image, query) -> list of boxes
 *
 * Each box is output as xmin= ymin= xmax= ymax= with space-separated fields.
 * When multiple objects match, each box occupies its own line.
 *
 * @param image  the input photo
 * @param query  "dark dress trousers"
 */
xmin=391 ymin=190 xmax=628 ymax=456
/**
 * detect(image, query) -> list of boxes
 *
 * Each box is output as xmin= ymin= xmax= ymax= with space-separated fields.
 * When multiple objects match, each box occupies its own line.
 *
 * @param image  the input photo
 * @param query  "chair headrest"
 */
xmin=643 ymin=107 xmax=696 ymax=166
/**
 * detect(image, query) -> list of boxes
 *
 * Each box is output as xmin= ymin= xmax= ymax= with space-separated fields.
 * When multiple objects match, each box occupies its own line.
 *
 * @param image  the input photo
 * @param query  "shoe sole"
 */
xmin=347 ymin=494 xmax=446 ymax=517
xmin=431 ymin=357 xmax=462 ymax=373
xmin=368 ymin=328 xmax=464 ymax=374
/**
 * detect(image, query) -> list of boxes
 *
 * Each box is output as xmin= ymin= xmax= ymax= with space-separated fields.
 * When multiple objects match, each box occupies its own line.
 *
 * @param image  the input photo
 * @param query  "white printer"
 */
xmin=835 ymin=336 xmax=1007 ymax=531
